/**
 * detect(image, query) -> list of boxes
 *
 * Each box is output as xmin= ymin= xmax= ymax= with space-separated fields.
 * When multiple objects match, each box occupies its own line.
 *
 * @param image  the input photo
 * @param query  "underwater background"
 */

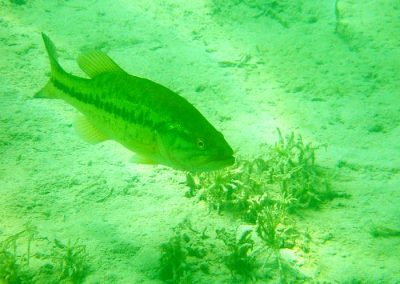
xmin=1 ymin=0 xmax=399 ymax=283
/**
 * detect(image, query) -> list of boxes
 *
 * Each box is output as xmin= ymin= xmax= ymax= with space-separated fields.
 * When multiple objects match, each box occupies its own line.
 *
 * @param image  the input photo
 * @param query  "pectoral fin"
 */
xmin=74 ymin=115 xmax=109 ymax=144
xmin=129 ymin=154 xmax=157 ymax=165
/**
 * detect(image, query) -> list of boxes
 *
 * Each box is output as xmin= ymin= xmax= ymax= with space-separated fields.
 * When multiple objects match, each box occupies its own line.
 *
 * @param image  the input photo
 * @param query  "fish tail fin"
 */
xmin=41 ymin=32 xmax=65 ymax=76
xmin=35 ymin=33 xmax=65 ymax=99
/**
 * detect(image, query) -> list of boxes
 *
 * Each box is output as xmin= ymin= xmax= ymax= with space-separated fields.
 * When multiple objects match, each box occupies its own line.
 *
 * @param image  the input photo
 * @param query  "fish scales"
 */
xmin=53 ymin=74 xmax=174 ymax=129
xmin=52 ymin=75 xmax=157 ymax=141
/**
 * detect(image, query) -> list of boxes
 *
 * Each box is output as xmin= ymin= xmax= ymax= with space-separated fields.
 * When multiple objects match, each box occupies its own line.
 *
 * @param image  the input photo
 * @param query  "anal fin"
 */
xmin=74 ymin=115 xmax=109 ymax=144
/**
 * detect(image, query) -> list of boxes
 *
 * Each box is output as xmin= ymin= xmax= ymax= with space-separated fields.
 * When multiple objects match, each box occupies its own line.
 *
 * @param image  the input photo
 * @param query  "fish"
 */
xmin=35 ymin=33 xmax=235 ymax=172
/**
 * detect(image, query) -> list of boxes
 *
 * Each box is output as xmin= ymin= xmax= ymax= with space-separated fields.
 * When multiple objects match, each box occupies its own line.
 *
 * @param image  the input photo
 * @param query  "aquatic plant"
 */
xmin=334 ymin=0 xmax=354 ymax=42
xmin=186 ymin=158 xmax=276 ymax=219
xmin=23 ymin=222 xmax=38 ymax=267
xmin=159 ymin=220 xmax=209 ymax=283
xmin=210 ymin=0 xmax=308 ymax=28
xmin=159 ymin=233 xmax=191 ymax=283
xmin=9 ymin=0 xmax=26 ymax=5
xmin=370 ymin=225 xmax=400 ymax=238
xmin=184 ymin=129 xmax=337 ymax=281
xmin=264 ymin=129 xmax=336 ymax=210
xmin=186 ymin=129 xmax=336 ymax=217
xmin=0 ymin=223 xmax=91 ymax=283
xmin=51 ymin=239 xmax=90 ymax=284
xmin=0 ymin=246 xmax=28 ymax=284
xmin=255 ymin=200 xmax=299 ymax=283
xmin=334 ymin=0 xmax=343 ymax=34
xmin=256 ymin=203 xmax=287 ymax=251
xmin=246 ymin=0 xmax=291 ymax=27
xmin=216 ymin=227 xmax=257 ymax=282
xmin=0 ymin=224 xmax=37 ymax=283
xmin=186 ymin=164 xmax=251 ymax=213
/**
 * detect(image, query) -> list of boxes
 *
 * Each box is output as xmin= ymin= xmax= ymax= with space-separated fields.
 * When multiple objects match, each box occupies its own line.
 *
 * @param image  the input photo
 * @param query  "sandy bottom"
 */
xmin=1 ymin=0 xmax=399 ymax=283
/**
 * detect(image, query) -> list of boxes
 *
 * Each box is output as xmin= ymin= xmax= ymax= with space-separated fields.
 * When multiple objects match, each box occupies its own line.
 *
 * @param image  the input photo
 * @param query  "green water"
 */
xmin=0 ymin=0 xmax=399 ymax=283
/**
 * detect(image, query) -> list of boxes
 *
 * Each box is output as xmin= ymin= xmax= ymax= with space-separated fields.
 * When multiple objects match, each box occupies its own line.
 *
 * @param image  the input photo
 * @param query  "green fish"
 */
xmin=36 ymin=33 xmax=234 ymax=172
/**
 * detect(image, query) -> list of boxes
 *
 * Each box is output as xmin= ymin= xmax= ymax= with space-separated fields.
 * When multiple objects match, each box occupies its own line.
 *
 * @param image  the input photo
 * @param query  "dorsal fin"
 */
xmin=77 ymin=51 xmax=125 ymax=78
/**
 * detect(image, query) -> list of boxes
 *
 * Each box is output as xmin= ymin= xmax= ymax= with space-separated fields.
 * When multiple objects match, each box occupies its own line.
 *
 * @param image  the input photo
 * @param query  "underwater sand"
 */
xmin=0 ymin=0 xmax=399 ymax=282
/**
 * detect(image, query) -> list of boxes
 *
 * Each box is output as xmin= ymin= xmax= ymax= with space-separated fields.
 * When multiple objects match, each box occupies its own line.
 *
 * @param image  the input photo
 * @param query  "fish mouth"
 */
xmin=196 ymin=156 xmax=235 ymax=172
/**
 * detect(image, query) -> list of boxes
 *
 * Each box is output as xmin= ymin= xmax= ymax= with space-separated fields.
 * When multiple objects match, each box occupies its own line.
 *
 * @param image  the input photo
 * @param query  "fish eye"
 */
xmin=196 ymin=138 xmax=205 ymax=150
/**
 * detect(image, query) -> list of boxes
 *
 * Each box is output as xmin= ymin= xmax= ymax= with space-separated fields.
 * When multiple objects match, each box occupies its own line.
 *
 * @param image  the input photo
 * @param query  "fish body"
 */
xmin=36 ymin=33 xmax=234 ymax=171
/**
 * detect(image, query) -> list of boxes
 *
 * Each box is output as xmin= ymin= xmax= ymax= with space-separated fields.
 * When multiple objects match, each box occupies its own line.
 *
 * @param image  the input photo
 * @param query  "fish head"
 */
xmin=156 ymin=123 xmax=235 ymax=172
